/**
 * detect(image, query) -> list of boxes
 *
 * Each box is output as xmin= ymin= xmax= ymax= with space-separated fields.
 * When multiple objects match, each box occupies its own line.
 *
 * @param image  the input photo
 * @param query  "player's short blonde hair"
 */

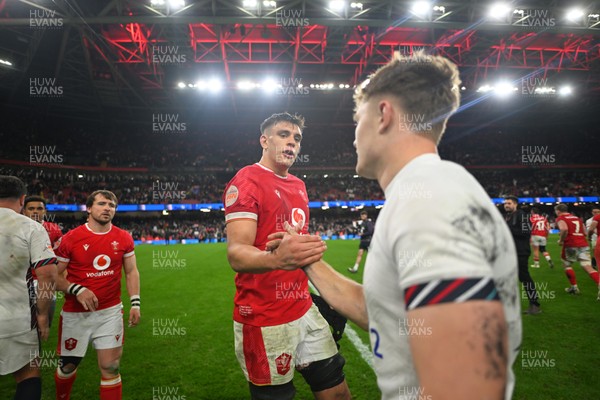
xmin=353 ymin=51 xmax=461 ymax=144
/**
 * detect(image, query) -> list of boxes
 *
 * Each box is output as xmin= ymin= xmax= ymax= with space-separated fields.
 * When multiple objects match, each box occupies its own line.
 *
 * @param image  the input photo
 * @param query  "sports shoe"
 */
xmin=565 ymin=286 xmax=581 ymax=295
xmin=530 ymin=264 xmax=540 ymax=268
xmin=548 ymin=260 xmax=554 ymax=268
xmin=348 ymin=267 xmax=358 ymax=273
xmin=524 ymin=305 xmax=542 ymax=315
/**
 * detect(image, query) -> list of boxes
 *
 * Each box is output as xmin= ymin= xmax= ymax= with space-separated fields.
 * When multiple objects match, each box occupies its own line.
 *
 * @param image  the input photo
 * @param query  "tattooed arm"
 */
xmin=407 ymin=301 xmax=508 ymax=399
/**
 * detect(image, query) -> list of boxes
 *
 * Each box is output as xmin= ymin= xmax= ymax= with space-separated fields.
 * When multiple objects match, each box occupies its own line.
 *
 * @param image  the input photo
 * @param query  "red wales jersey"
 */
xmin=529 ymin=215 xmax=549 ymax=237
xmin=556 ymin=214 xmax=588 ymax=247
xmin=224 ymin=163 xmax=312 ymax=327
xmin=56 ymin=223 xmax=135 ymax=312
xmin=43 ymin=221 xmax=63 ymax=249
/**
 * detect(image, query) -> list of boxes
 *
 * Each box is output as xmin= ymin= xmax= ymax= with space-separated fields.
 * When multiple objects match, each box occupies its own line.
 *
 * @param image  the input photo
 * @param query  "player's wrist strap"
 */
xmin=67 ymin=283 xmax=87 ymax=296
xmin=130 ymin=295 xmax=140 ymax=309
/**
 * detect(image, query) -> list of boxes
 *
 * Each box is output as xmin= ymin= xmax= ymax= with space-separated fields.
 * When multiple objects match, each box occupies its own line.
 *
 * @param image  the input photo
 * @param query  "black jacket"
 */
xmin=505 ymin=209 xmax=531 ymax=256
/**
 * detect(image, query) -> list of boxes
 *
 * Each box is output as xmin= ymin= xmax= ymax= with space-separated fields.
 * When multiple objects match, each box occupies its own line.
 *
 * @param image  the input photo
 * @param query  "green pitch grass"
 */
xmin=1 ymin=235 xmax=598 ymax=399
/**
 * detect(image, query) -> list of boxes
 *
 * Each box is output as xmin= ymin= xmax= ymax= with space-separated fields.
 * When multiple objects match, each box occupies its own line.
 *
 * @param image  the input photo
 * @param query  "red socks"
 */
xmin=55 ymin=368 xmax=77 ymax=400
xmin=100 ymin=375 xmax=122 ymax=400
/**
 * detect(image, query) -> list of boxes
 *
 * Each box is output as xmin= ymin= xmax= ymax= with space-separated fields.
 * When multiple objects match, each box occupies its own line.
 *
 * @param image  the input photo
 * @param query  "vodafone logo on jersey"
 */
xmin=291 ymin=208 xmax=306 ymax=230
xmin=93 ymin=254 xmax=111 ymax=270
xmin=86 ymin=254 xmax=115 ymax=278
xmin=225 ymin=185 xmax=239 ymax=207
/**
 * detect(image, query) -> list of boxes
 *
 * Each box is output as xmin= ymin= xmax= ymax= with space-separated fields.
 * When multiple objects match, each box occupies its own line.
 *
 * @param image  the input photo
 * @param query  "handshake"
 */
xmin=266 ymin=221 xmax=327 ymax=271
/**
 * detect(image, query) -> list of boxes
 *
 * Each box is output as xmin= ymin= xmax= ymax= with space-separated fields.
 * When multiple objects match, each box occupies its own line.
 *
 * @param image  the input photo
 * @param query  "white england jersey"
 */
xmin=586 ymin=217 xmax=597 ymax=244
xmin=363 ymin=154 xmax=522 ymax=400
xmin=0 ymin=208 xmax=56 ymax=338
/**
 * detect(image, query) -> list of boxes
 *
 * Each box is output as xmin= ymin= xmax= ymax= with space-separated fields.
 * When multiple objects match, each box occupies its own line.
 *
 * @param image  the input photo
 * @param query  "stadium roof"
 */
xmin=0 ymin=0 xmax=598 ymax=124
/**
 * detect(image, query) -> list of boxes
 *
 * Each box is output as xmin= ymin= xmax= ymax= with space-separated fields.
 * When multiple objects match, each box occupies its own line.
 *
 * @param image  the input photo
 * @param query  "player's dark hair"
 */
xmin=0 ymin=175 xmax=27 ymax=200
xmin=554 ymin=203 xmax=568 ymax=212
xmin=86 ymin=190 xmax=118 ymax=209
xmin=360 ymin=211 xmax=368 ymax=216
xmin=260 ymin=112 xmax=305 ymax=135
xmin=530 ymin=207 xmax=539 ymax=214
xmin=24 ymin=195 xmax=47 ymax=208
xmin=504 ymin=195 xmax=519 ymax=204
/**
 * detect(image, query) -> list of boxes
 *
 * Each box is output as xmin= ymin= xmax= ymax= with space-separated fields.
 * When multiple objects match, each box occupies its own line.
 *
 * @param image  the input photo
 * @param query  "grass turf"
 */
xmin=1 ymin=234 xmax=597 ymax=399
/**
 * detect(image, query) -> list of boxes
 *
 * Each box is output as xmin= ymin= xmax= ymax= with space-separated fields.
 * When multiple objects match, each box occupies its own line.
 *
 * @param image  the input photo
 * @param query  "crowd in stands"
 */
xmin=1 ymin=165 xmax=598 ymax=206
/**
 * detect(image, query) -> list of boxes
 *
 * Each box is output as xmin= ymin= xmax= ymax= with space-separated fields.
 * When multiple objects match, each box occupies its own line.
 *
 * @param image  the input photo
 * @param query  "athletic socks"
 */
xmin=565 ymin=268 xmax=577 ymax=285
xmin=588 ymin=270 xmax=599 ymax=285
xmin=55 ymin=368 xmax=77 ymax=400
xmin=14 ymin=377 xmax=41 ymax=400
xmin=100 ymin=374 xmax=122 ymax=400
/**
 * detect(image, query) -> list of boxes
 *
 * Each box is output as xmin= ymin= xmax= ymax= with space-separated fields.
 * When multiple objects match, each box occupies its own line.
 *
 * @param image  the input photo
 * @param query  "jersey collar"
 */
xmin=85 ymin=223 xmax=113 ymax=235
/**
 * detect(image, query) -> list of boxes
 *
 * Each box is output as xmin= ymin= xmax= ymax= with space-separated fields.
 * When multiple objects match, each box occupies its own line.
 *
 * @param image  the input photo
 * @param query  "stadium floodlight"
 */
xmin=476 ymin=84 xmax=494 ymax=93
xmin=350 ymin=2 xmax=363 ymax=10
xmin=0 ymin=59 xmax=13 ymax=66
xmin=195 ymin=80 xmax=207 ymax=90
xmin=534 ymin=87 xmax=555 ymax=95
xmin=566 ymin=8 xmax=584 ymax=21
xmin=261 ymin=79 xmax=279 ymax=92
xmin=208 ymin=79 xmax=222 ymax=92
xmin=237 ymin=80 xmax=255 ymax=90
xmin=329 ymin=1 xmax=345 ymax=12
xmin=494 ymin=81 xmax=517 ymax=97
xmin=263 ymin=0 xmax=276 ymax=7
xmin=488 ymin=3 xmax=511 ymax=19
xmin=177 ymin=82 xmax=186 ymax=89
xmin=169 ymin=0 xmax=185 ymax=9
xmin=150 ymin=0 xmax=165 ymax=6
xmin=411 ymin=1 xmax=430 ymax=17
xmin=187 ymin=83 xmax=194 ymax=88
xmin=242 ymin=0 xmax=257 ymax=8
xmin=558 ymin=86 xmax=572 ymax=96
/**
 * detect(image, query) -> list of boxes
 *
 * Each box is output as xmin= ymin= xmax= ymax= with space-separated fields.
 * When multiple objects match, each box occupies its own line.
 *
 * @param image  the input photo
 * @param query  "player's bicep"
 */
xmin=407 ymin=301 xmax=508 ymax=398
xmin=226 ymin=219 xmax=257 ymax=248
xmin=123 ymin=253 xmax=138 ymax=274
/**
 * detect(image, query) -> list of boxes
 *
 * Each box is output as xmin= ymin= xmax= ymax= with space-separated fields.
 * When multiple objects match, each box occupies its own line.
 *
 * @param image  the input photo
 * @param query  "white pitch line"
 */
xmin=308 ymin=282 xmax=374 ymax=369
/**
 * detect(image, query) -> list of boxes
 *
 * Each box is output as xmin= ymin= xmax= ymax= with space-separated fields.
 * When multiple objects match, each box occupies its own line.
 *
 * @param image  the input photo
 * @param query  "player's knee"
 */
xmin=298 ymin=353 xmax=346 ymax=393
xmin=100 ymin=359 xmax=120 ymax=376
xmin=59 ymin=356 xmax=82 ymax=374
xmin=248 ymin=381 xmax=295 ymax=400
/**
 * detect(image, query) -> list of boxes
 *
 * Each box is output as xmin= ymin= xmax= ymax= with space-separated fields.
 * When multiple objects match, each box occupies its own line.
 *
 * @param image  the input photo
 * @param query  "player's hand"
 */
xmin=36 ymin=314 xmax=50 ymax=341
xmin=269 ymin=222 xmax=327 ymax=270
xmin=266 ymin=221 xmax=302 ymax=250
xmin=76 ymin=289 xmax=99 ymax=311
xmin=128 ymin=308 xmax=141 ymax=327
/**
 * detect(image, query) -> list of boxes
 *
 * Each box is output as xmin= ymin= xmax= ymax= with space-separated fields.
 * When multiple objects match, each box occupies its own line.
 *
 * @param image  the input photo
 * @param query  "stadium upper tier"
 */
xmin=1 ymin=165 xmax=598 ymax=204
xmin=1 ymin=121 xmax=598 ymax=169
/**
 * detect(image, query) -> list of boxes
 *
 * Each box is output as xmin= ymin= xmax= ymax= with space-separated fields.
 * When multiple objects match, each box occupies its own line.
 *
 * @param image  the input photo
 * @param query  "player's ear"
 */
xmin=259 ymin=133 xmax=268 ymax=150
xmin=19 ymin=194 xmax=26 ymax=208
xmin=377 ymin=100 xmax=394 ymax=135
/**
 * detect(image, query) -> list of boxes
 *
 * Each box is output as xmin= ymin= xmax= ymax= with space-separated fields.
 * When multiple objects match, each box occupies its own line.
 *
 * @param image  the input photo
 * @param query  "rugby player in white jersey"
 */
xmin=268 ymin=52 xmax=522 ymax=400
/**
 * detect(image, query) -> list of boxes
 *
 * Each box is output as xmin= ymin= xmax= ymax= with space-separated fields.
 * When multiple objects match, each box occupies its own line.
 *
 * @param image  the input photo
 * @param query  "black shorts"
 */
xmin=359 ymin=240 xmax=371 ymax=251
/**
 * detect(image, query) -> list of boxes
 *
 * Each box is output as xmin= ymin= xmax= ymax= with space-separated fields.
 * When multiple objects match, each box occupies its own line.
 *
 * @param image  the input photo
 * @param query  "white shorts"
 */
xmin=233 ymin=304 xmax=338 ymax=386
xmin=561 ymin=247 xmax=591 ymax=267
xmin=0 ymin=329 xmax=39 ymax=375
xmin=530 ymin=235 xmax=547 ymax=247
xmin=58 ymin=304 xmax=124 ymax=357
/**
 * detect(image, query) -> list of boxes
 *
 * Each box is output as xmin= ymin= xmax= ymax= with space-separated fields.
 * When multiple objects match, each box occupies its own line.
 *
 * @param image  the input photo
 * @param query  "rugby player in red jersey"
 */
xmin=529 ymin=207 xmax=553 ymax=268
xmin=54 ymin=190 xmax=140 ymax=400
xmin=554 ymin=203 xmax=598 ymax=297
xmin=223 ymin=113 xmax=351 ymax=400
xmin=23 ymin=195 xmax=64 ymax=327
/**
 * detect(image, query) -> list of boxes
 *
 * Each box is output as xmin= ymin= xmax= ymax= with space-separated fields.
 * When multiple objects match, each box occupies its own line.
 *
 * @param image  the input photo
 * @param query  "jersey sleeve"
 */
xmin=123 ymin=230 xmax=135 ymax=258
xmin=54 ymin=231 xmax=71 ymax=263
xmin=29 ymin=223 xmax=57 ymax=269
xmin=392 ymin=202 xmax=502 ymax=311
xmin=224 ymin=171 xmax=260 ymax=223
